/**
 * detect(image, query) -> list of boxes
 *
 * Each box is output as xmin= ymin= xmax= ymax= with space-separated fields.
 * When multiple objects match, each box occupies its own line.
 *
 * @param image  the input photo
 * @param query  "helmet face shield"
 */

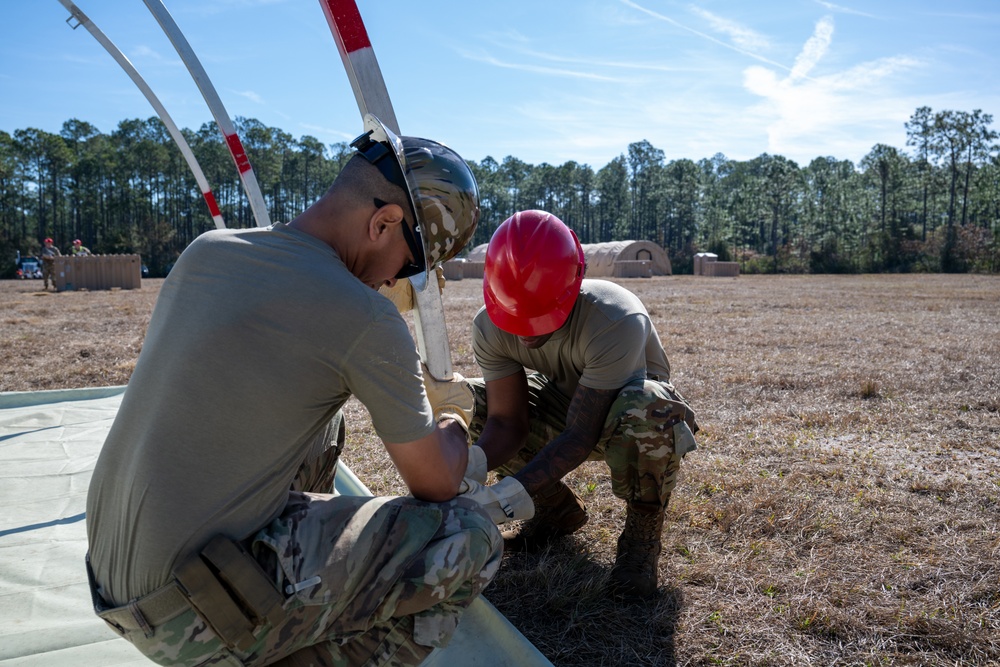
xmin=351 ymin=114 xmax=479 ymax=291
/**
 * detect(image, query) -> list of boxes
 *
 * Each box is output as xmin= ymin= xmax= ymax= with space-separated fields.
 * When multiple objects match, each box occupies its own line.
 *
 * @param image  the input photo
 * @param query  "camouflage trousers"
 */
xmin=42 ymin=261 xmax=55 ymax=289
xmin=99 ymin=414 xmax=503 ymax=667
xmin=467 ymin=374 xmax=698 ymax=508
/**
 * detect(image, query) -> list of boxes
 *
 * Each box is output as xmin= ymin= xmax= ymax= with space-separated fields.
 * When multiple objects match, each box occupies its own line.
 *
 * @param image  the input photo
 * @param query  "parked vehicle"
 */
xmin=18 ymin=258 xmax=42 ymax=279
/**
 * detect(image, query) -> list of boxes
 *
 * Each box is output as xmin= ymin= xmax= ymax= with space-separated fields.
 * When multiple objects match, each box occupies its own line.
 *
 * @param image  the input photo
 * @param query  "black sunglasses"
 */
xmin=373 ymin=197 xmax=425 ymax=279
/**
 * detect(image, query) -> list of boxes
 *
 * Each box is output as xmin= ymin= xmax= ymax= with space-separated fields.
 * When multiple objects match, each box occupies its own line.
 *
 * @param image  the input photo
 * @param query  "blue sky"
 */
xmin=2 ymin=1 xmax=998 ymax=169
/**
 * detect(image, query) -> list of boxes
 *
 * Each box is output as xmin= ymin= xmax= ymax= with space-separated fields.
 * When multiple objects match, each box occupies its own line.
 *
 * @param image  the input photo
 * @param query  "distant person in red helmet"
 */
xmin=71 ymin=239 xmax=92 ymax=256
xmin=40 ymin=237 xmax=61 ymax=290
xmin=464 ymin=209 xmax=699 ymax=598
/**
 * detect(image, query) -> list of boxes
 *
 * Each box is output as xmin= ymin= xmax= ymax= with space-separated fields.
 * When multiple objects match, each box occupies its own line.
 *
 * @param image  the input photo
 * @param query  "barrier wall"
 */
xmin=53 ymin=255 xmax=143 ymax=291
xmin=447 ymin=259 xmax=661 ymax=280
xmin=442 ymin=259 xmax=465 ymax=281
xmin=612 ymin=260 xmax=653 ymax=278
xmin=703 ymin=260 xmax=740 ymax=277
xmin=694 ymin=252 xmax=739 ymax=277
xmin=462 ymin=261 xmax=485 ymax=279
xmin=693 ymin=253 xmax=717 ymax=276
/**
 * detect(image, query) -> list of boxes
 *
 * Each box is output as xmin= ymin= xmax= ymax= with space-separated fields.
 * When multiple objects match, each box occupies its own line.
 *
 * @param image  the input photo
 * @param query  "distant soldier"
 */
xmin=40 ymin=238 xmax=61 ymax=290
xmin=71 ymin=239 xmax=92 ymax=257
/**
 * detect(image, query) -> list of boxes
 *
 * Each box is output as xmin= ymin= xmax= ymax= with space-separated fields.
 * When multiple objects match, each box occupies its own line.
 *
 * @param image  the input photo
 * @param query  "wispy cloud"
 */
xmin=477 ymin=37 xmax=703 ymax=73
xmin=130 ymin=45 xmax=175 ymax=63
xmin=298 ymin=123 xmax=355 ymax=141
xmin=459 ymin=50 xmax=626 ymax=82
xmin=742 ymin=16 xmax=922 ymax=160
xmin=621 ymin=0 xmax=800 ymax=77
xmin=814 ymin=1 xmax=876 ymax=19
xmin=789 ymin=15 xmax=833 ymax=81
xmin=688 ymin=6 xmax=770 ymax=51
xmin=231 ymin=89 xmax=263 ymax=104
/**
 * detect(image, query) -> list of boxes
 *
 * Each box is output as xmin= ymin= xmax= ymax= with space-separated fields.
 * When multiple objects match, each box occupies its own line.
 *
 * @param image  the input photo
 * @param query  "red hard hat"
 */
xmin=73 ymin=239 xmax=82 ymax=245
xmin=44 ymin=238 xmax=53 ymax=244
xmin=483 ymin=210 xmax=585 ymax=336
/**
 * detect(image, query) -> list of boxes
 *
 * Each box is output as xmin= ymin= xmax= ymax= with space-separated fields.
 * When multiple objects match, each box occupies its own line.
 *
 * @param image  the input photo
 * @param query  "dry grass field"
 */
xmin=2 ymin=273 xmax=998 ymax=666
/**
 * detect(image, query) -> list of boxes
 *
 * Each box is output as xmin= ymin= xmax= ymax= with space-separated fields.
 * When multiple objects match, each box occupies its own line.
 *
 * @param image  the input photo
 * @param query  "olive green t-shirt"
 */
xmin=472 ymin=279 xmax=672 ymax=397
xmin=87 ymin=223 xmax=434 ymax=605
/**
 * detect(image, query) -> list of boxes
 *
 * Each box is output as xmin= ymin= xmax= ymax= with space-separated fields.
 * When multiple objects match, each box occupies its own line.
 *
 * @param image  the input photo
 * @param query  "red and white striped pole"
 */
xmin=319 ymin=0 xmax=454 ymax=380
xmin=142 ymin=0 xmax=272 ymax=229
xmin=58 ymin=0 xmax=225 ymax=230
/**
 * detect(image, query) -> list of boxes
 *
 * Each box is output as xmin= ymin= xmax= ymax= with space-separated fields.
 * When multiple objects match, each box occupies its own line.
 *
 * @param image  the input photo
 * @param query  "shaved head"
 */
xmin=329 ymin=153 xmax=411 ymax=216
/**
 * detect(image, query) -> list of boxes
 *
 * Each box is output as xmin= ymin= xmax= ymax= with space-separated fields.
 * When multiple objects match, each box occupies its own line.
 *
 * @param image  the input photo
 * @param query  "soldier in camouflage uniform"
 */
xmin=85 ymin=115 xmax=503 ymax=667
xmin=40 ymin=237 xmax=61 ymax=290
xmin=463 ymin=210 xmax=699 ymax=599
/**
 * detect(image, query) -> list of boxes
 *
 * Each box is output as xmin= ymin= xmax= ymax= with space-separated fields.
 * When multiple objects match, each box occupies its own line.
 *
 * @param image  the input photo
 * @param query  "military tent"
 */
xmin=581 ymin=241 xmax=671 ymax=277
xmin=451 ymin=241 xmax=671 ymax=279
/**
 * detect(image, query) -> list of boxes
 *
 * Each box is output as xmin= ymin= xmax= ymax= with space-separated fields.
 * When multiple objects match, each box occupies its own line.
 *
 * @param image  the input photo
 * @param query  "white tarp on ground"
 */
xmin=0 ymin=387 xmax=551 ymax=667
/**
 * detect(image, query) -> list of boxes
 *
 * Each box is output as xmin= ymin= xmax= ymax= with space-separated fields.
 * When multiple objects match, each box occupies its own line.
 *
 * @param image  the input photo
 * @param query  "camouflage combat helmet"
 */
xmin=350 ymin=114 xmax=480 ymax=291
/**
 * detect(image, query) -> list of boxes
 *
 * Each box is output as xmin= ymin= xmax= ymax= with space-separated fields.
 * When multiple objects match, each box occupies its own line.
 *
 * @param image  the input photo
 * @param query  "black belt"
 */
xmin=86 ymin=553 xmax=191 ymax=637
xmin=87 ymin=536 xmax=285 ymax=650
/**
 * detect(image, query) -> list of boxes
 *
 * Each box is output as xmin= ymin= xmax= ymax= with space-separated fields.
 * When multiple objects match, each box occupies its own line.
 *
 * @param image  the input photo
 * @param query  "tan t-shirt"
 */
xmin=87 ymin=223 xmax=434 ymax=604
xmin=472 ymin=279 xmax=672 ymax=398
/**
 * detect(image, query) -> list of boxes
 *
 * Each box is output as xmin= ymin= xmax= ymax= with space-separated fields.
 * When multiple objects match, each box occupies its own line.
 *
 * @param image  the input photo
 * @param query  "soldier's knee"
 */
xmin=445 ymin=497 xmax=503 ymax=578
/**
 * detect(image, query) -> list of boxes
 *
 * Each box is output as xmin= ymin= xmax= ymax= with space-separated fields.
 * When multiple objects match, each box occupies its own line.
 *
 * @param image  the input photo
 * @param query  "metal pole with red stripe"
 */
xmin=57 ymin=0 xmax=225 ymax=229
xmin=319 ymin=0 xmax=454 ymax=380
xmin=142 ymin=0 xmax=272 ymax=229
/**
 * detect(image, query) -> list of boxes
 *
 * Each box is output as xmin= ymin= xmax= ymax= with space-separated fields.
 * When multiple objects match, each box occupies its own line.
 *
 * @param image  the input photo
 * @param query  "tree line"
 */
xmin=1 ymin=106 xmax=997 ymax=277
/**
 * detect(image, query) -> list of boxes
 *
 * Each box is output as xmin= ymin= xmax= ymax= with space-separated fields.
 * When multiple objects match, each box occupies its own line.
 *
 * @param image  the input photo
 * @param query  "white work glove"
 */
xmin=466 ymin=445 xmax=488 ymax=484
xmin=458 ymin=477 xmax=534 ymax=525
xmin=422 ymin=364 xmax=475 ymax=431
xmin=378 ymin=266 xmax=445 ymax=314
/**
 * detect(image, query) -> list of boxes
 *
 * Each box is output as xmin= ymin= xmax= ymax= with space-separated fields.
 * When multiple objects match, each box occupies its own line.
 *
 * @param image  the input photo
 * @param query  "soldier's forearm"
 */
xmin=515 ymin=384 xmax=617 ymax=496
xmin=514 ymin=432 xmax=597 ymax=497
xmin=475 ymin=417 xmax=527 ymax=471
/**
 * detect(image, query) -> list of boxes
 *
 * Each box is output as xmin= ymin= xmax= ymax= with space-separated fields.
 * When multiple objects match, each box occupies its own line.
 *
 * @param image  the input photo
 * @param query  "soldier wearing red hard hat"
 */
xmin=71 ymin=239 xmax=92 ymax=257
xmin=40 ymin=237 xmax=61 ymax=290
xmin=459 ymin=209 xmax=699 ymax=599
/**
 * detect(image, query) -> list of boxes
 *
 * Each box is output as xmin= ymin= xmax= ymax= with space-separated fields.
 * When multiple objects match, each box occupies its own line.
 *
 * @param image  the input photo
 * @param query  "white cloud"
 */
xmin=742 ymin=16 xmax=922 ymax=162
xmin=478 ymin=40 xmax=701 ymax=74
xmin=298 ymin=123 xmax=355 ymax=141
xmin=460 ymin=50 xmax=626 ymax=82
xmin=621 ymin=0 xmax=797 ymax=76
xmin=232 ymin=89 xmax=263 ymax=104
xmin=131 ymin=45 xmax=170 ymax=62
xmin=814 ymin=1 xmax=876 ymax=18
xmin=789 ymin=16 xmax=833 ymax=81
xmin=688 ymin=6 xmax=770 ymax=52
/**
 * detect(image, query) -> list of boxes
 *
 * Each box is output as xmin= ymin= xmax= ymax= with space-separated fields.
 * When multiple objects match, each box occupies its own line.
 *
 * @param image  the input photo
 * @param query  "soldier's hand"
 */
xmin=378 ymin=265 xmax=445 ymax=314
xmin=378 ymin=278 xmax=415 ymax=313
xmin=422 ymin=363 xmax=475 ymax=431
xmin=458 ymin=477 xmax=534 ymax=525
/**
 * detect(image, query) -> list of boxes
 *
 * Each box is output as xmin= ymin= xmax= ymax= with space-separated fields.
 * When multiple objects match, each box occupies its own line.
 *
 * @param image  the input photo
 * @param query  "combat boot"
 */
xmin=609 ymin=501 xmax=664 ymax=598
xmin=501 ymin=480 xmax=587 ymax=552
